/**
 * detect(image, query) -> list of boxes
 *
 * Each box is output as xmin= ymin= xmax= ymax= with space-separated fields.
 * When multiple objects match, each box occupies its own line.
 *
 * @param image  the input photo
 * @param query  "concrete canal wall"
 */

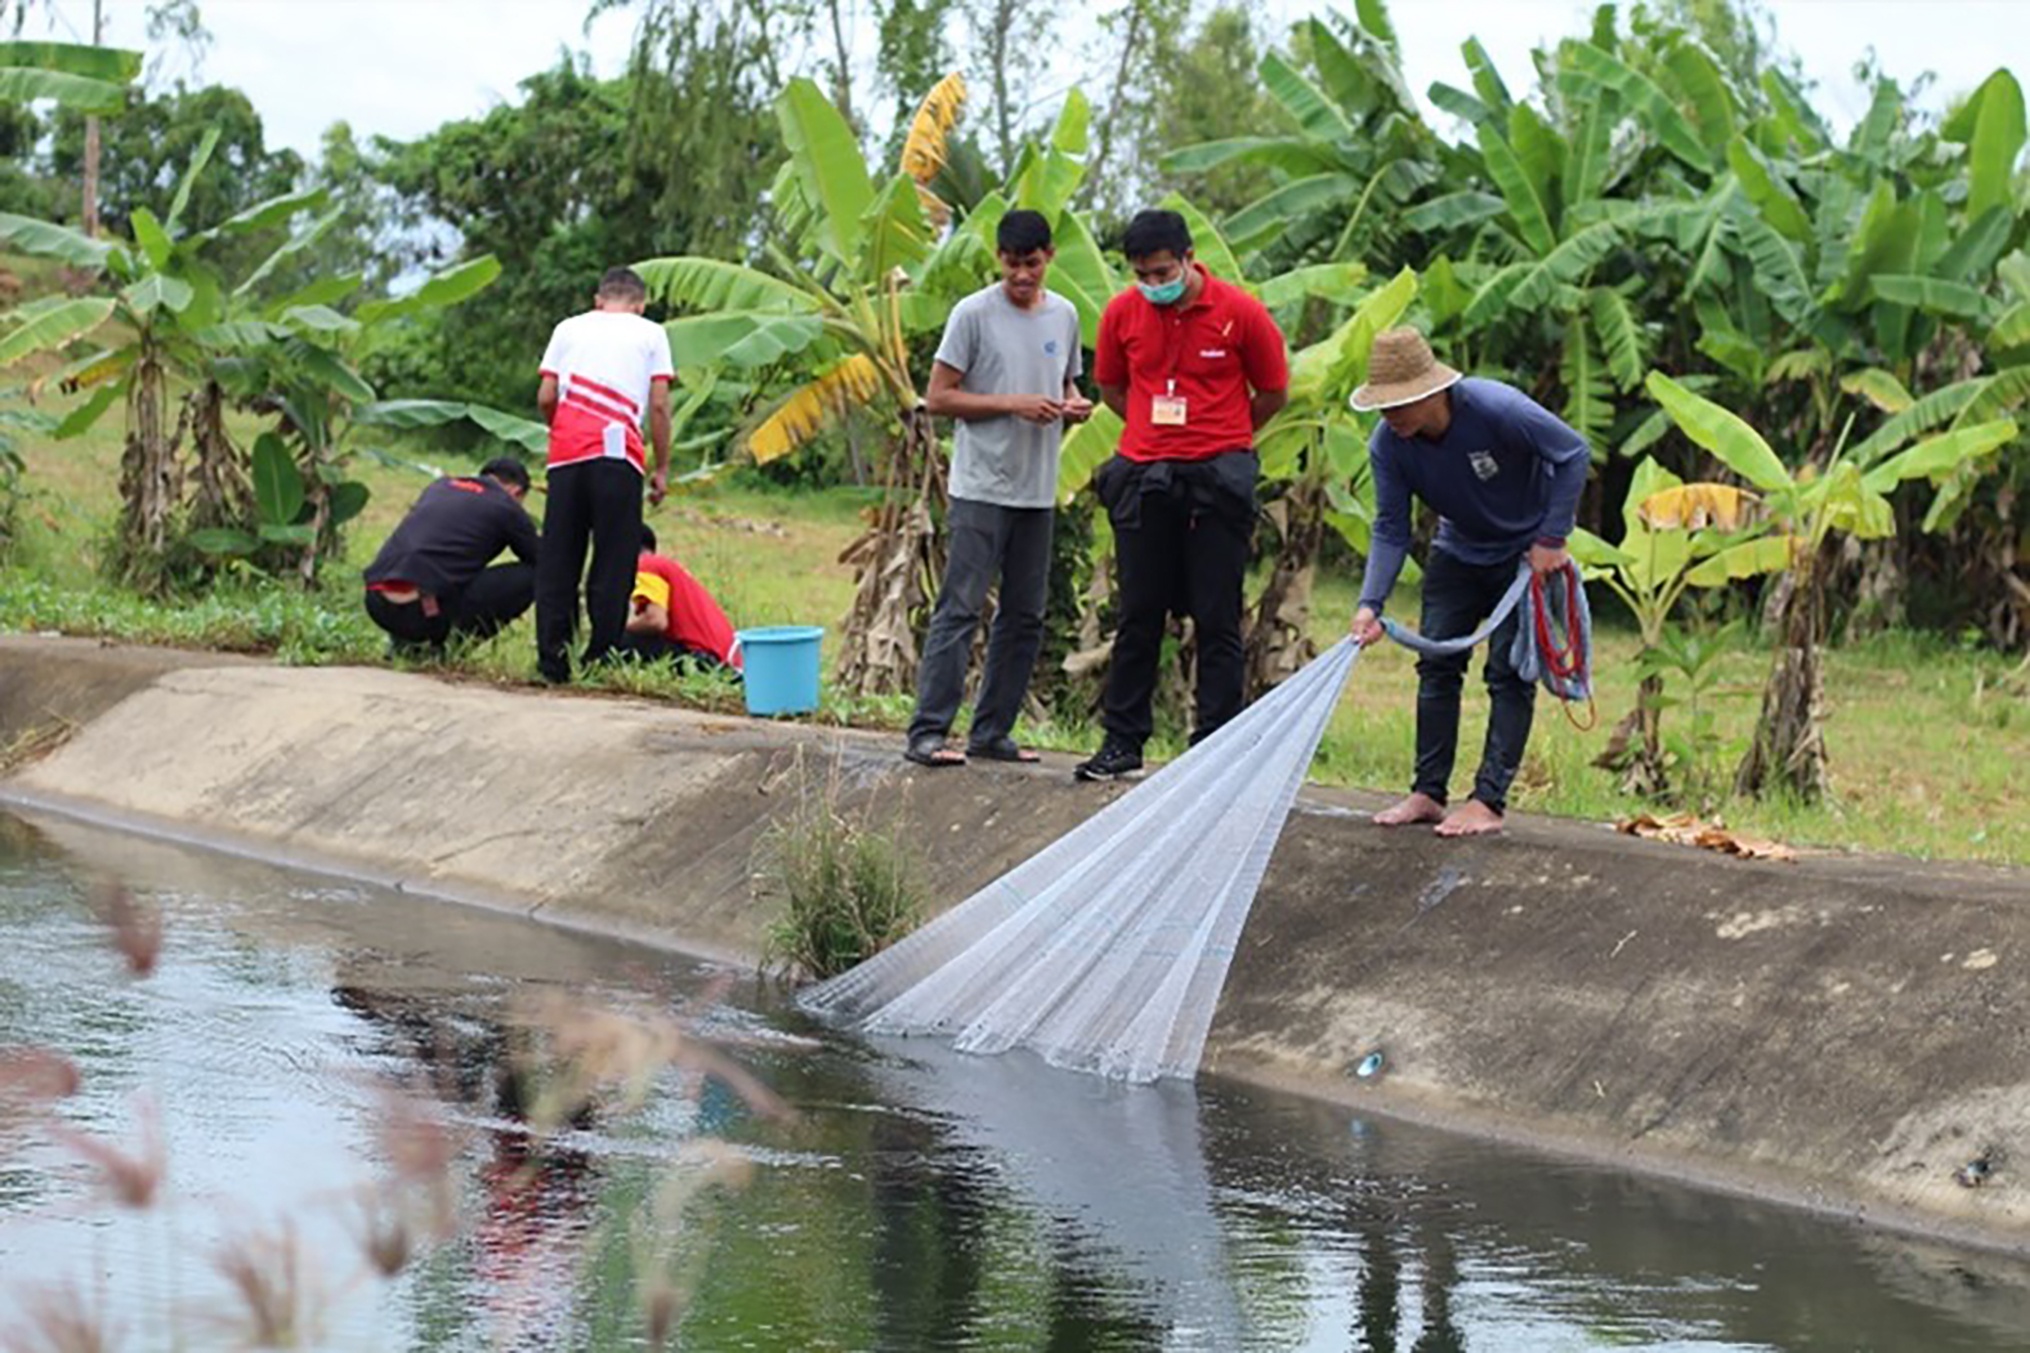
xmin=3 ymin=633 xmax=2027 ymax=1252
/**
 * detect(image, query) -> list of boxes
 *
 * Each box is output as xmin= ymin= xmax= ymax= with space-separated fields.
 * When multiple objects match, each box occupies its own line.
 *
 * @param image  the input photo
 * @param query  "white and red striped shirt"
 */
xmin=538 ymin=310 xmax=675 ymax=473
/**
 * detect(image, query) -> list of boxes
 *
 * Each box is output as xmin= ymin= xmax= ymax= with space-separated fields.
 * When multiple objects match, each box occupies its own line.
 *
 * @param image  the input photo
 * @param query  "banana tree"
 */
xmin=1691 ymin=68 xmax=2028 ymax=637
xmin=1241 ymin=264 xmax=1417 ymax=693
xmin=0 ymin=127 xmax=260 ymax=586
xmin=1434 ymin=18 xmax=1737 ymax=459
xmin=1569 ymin=458 xmax=1783 ymax=796
xmin=1159 ymin=6 xmax=1444 ymax=283
xmin=1644 ymin=371 xmax=2018 ymax=800
xmin=0 ymin=128 xmax=500 ymax=588
xmin=0 ymin=39 xmax=136 ymax=111
xmin=633 ymin=73 xmax=977 ymax=696
xmin=637 ymin=75 xmax=1127 ymax=697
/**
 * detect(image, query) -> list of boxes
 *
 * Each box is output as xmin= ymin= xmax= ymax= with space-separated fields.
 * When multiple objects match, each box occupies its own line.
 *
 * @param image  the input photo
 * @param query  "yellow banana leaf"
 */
xmin=746 ymin=355 xmax=884 ymax=465
xmin=1636 ymin=482 xmax=1759 ymax=530
xmin=900 ymin=72 xmax=966 ymax=185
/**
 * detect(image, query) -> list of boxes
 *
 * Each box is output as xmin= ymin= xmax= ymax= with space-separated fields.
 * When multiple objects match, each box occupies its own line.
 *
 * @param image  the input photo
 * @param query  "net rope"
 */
xmin=799 ymin=638 xmax=1361 ymax=1083
xmin=1381 ymin=557 xmax=1593 ymax=703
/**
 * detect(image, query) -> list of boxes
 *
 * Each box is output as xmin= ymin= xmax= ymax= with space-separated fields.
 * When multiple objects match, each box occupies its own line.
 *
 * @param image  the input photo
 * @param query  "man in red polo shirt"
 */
xmin=1075 ymin=209 xmax=1289 ymax=781
xmin=621 ymin=525 xmax=743 ymax=673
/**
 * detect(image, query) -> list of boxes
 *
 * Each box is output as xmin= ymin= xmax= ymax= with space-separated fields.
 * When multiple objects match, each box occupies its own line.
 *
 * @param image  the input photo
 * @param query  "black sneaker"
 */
xmin=1074 ymin=738 xmax=1143 ymax=782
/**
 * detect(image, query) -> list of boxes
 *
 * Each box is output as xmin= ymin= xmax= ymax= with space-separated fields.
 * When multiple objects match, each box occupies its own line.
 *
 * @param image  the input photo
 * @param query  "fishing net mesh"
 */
xmin=799 ymin=639 xmax=1360 ymax=1083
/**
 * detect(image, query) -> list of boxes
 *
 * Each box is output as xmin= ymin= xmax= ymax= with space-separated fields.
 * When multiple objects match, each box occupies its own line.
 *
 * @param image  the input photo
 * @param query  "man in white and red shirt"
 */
xmin=534 ymin=266 xmax=675 ymax=684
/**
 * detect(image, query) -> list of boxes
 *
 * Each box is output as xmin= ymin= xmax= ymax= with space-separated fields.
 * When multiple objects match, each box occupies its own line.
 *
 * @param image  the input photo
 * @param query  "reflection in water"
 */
xmin=472 ymin=1136 xmax=598 ymax=1347
xmin=331 ymin=979 xmax=606 ymax=1346
xmin=869 ymin=1041 xmax=1247 ymax=1347
xmin=5 ymin=812 xmax=2030 ymax=1352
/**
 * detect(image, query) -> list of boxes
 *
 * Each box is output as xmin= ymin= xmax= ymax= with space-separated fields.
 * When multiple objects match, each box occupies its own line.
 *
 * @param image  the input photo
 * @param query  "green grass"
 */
xmin=2 ymin=369 xmax=2025 ymax=867
xmin=753 ymin=750 xmax=926 ymax=979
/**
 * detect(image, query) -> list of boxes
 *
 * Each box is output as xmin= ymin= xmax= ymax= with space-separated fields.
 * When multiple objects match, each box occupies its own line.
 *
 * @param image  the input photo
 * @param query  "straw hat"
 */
xmin=1349 ymin=328 xmax=1462 ymax=412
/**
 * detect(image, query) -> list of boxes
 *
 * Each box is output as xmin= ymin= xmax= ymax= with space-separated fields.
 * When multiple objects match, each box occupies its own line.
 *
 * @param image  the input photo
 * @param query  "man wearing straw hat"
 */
xmin=1347 ymin=328 xmax=1589 ymax=837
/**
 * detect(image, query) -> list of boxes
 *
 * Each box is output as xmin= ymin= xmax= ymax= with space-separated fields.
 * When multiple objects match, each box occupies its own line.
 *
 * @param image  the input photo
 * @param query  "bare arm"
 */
xmin=627 ymin=599 xmax=669 ymax=635
xmin=925 ymin=361 xmax=1062 ymax=424
xmin=1249 ymin=386 xmax=1288 ymax=430
xmin=537 ymin=374 xmax=559 ymax=423
xmin=1098 ymin=383 xmax=1129 ymax=420
xmin=647 ymin=380 xmax=673 ymax=505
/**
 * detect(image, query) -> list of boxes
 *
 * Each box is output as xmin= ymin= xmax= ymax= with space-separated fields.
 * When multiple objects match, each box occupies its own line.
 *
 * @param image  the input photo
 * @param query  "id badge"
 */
xmin=1151 ymin=394 xmax=1188 ymax=426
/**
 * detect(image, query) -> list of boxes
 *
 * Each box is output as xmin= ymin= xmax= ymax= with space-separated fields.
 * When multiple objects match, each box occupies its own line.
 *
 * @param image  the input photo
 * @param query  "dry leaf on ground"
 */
xmin=1617 ymin=813 xmax=1799 ymax=863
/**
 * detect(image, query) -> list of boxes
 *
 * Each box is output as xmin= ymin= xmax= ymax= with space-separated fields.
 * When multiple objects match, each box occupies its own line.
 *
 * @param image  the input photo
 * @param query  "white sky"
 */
xmin=31 ymin=0 xmax=2029 ymax=158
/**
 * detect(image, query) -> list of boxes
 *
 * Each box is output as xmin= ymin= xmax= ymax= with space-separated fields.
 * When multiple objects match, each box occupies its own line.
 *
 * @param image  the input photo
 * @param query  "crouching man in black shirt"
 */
xmin=362 ymin=457 xmax=541 ymax=656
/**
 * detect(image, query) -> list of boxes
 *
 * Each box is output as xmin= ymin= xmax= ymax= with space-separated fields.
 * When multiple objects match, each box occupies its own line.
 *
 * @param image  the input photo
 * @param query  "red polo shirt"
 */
xmin=1093 ymin=264 xmax=1289 ymax=463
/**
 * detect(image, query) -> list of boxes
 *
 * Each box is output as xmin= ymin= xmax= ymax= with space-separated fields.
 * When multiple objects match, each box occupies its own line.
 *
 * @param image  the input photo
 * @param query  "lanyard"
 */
xmin=1161 ymin=307 xmax=1192 ymax=395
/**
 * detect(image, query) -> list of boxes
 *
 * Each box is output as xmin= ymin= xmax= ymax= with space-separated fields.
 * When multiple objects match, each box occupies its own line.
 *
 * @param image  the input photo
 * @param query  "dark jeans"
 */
xmin=1412 ymin=548 xmax=1536 ymax=814
xmin=908 ymin=498 xmax=1054 ymax=747
xmin=1095 ymin=452 xmax=1254 ymax=748
xmin=365 ymin=563 xmax=536 ymax=653
xmin=535 ymin=459 xmax=642 ymax=682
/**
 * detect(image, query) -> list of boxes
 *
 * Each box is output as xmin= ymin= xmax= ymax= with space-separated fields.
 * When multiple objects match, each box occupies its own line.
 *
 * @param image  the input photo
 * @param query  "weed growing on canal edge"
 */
xmin=0 ymin=854 xmax=790 ymax=1351
xmin=754 ymin=748 xmax=926 ymax=980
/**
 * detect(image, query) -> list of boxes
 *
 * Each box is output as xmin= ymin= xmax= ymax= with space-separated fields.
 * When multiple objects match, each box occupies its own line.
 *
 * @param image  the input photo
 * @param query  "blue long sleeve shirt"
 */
xmin=1357 ymin=378 xmax=1590 ymax=613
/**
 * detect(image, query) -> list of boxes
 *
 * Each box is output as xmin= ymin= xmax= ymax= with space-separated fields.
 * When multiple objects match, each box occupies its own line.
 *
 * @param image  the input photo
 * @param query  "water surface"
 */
xmin=2 ymin=812 xmax=2026 ymax=1351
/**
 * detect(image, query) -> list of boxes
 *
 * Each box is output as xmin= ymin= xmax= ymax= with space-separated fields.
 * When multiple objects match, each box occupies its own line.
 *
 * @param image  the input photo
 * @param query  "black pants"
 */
xmin=1096 ymin=453 xmax=1254 ymax=748
xmin=365 ymin=563 xmax=536 ymax=652
xmin=1412 ymin=548 xmax=1536 ymax=813
xmin=535 ymin=459 xmax=642 ymax=682
xmin=907 ymin=499 xmax=1054 ymax=747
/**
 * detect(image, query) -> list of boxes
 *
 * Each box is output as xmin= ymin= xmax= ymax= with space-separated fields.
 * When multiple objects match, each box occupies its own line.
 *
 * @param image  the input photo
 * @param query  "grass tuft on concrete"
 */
xmin=754 ymin=753 xmax=924 ymax=980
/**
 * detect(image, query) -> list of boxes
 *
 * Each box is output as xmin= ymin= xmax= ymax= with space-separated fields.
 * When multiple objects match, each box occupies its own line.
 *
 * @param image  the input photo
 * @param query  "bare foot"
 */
xmin=1435 ymin=799 xmax=1505 ymax=837
xmin=1373 ymin=792 xmax=1446 ymax=827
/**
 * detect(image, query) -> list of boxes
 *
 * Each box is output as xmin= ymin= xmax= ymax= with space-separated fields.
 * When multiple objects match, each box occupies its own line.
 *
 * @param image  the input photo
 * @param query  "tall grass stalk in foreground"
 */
xmin=755 ymin=747 xmax=926 ymax=980
xmin=0 ymin=859 xmax=786 ymax=1351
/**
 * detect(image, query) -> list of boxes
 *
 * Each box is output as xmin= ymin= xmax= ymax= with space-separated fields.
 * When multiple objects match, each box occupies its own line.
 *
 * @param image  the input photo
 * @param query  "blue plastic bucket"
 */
xmin=736 ymin=625 xmax=824 ymax=716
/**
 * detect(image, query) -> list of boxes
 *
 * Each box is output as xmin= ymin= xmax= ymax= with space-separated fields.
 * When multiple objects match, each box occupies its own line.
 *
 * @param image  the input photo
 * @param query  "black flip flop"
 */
xmin=903 ymin=737 xmax=967 ymax=768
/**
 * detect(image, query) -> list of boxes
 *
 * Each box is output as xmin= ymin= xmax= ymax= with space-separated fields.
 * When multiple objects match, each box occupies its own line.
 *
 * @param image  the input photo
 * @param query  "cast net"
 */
xmin=798 ymin=638 xmax=1360 ymax=1083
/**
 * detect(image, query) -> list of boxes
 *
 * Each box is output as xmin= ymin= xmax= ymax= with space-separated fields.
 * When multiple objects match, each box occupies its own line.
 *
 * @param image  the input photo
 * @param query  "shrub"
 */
xmin=754 ymin=755 xmax=923 ymax=980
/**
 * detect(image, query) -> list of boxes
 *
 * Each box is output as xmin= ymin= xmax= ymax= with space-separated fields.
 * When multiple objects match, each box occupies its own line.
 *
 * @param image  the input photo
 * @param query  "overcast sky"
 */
xmin=37 ymin=0 xmax=2030 ymax=158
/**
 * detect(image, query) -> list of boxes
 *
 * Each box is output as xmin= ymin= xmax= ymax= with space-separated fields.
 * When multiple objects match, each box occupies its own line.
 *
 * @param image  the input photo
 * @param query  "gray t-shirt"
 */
xmin=934 ymin=284 xmax=1083 ymax=509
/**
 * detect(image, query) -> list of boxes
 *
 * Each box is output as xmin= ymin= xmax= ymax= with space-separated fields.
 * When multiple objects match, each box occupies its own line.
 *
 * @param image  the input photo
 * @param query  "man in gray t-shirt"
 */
xmin=904 ymin=209 xmax=1090 ymax=767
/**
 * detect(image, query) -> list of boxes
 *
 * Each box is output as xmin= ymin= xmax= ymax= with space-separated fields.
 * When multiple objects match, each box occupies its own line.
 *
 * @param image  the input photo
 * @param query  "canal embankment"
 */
xmin=3 ymin=632 xmax=2026 ymax=1253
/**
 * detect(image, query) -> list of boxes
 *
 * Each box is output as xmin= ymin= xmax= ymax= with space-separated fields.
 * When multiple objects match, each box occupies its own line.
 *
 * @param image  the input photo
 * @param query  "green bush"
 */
xmin=755 ymin=759 xmax=923 ymax=980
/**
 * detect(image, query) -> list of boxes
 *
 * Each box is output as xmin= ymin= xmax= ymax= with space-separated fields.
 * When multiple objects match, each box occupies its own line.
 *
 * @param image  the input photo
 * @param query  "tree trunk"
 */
xmin=1838 ymin=536 xmax=1905 ymax=640
xmin=184 ymin=382 xmax=249 ymax=535
xmin=81 ymin=0 xmax=103 ymax=237
xmin=1593 ymin=672 xmax=1671 ymax=799
xmin=824 ymin=0 xmax=855 ymax=131
xmin=1087 ymin=0 xmax=1148 ymax=192
xmin=82 ymin=114 xmax=100 ymax=238
xmin=1242 ymin=476 xmax=1324 ymax=701
xmin=1735 ymin=548 xmax=1830 ymax=802
xmin=833 ymin=407 xmax=947 ymax=697
xmin=116 ymin=344 xmax=180 ymax=590
xmin=981 ymin=0 xmax=1018 ymax=170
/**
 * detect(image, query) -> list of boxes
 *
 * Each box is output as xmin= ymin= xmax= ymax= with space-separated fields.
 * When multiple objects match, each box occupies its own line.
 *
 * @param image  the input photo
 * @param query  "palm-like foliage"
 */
xmin=0 ymin=130 xmax=500 ymax=589
xmin=1644 ymin=372 xmax=2017 ymax=799
xmin=635 ymin=74 xmax=977 ymax=695
xmin=1160 ymin=6 xmax=1442 ymax=279
xmin=0 ymin=40 xmax=136 ymax=112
